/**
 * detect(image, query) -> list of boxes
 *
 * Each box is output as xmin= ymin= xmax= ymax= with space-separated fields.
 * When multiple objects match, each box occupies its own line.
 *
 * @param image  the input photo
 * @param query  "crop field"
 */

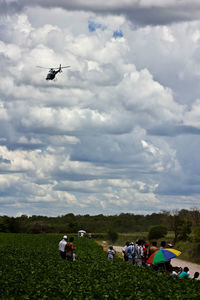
xmin=0 ymin=233 xmax=200 ymax=299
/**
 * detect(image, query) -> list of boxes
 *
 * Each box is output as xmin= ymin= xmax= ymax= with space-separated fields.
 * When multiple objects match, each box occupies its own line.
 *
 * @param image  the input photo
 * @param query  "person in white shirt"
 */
xmin=172 ymin=266 xmax=180 ymax=276
xmin=58 ymin=235 xmax=67 ymax=259
xmin=122 ymin=241 xmax=129 ymax=261
xmin=134 ymin=240 xmax=144 ymax=266
xmin=107 ymin=245 xmax=115 ymax=261
xmin=126 ymin=242 xmax=135 ymax=264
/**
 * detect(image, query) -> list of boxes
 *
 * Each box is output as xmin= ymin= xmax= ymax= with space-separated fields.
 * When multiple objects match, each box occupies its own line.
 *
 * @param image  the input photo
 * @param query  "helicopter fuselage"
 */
xmin=46 ymin=69 xmax=59 ymax=80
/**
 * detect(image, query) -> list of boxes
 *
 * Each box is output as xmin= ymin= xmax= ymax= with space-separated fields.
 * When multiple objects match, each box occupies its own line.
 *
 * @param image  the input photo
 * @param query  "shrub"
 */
xmin=28 ymin=221 xmax=51 ymax=234
xmin=193 ymin=225 xmax=200 ymax=243
xmin=107 ymin=230 xmax=118 ymax=244
xmin=148 ymin=225 xmax=168 ymax=240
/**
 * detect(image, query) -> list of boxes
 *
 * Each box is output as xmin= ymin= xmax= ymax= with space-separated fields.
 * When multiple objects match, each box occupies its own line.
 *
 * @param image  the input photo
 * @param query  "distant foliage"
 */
xmin=0 ymin=209 xmax=199 ymax=234
xmin=194 ymin=225 xmax=200 ymax=243
xmin=107 ymin=230 xmax=119 ymax=243
xmin=170 ymin=215 xmax=192 ymax=244
xmin=28 ymin=221 xmax=51 ymax=234
xmin=148 ymin=225 xmax=168 ymax=240
xmin=191 ymin=225 xmax=200 ymax=261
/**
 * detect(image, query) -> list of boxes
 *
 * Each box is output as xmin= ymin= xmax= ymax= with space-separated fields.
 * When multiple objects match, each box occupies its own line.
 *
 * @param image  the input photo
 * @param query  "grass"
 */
xmin=107 ymin=232 xmax=175 ymax=247
xmin=96 ymin=232 xmax=200 ymax=265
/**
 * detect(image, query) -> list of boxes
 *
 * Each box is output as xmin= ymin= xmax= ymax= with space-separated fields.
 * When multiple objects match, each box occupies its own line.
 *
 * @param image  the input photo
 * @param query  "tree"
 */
xmin=107 ymin=230 xmax=118 ymax=244
xmin=0 ymin=218 xmax=9 ymax=232
xmin=193 ymin=225 xmax=200 ymax=243
xmin=170 ymin=214 xmax=192 ymax=244
xmin=148 ymin=225 xmax=168 ymax=240
xmin=29 ymin=221 xmax=51 ymax=234
xmin=190 ymin=207 xmax=200 ymax=227
xmin=191 ymin=225 xmax=200 ymax=262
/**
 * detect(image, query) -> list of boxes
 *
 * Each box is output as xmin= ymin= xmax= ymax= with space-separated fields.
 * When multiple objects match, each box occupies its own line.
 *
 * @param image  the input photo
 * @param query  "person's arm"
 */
xmin=64 ymin=242 xmax=68 ymax=252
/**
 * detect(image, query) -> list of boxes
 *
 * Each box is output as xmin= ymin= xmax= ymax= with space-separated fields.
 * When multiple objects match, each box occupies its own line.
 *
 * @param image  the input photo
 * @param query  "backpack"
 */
xmin=134 ymin=245 xmax=142 ymax=259
xmin=131 ymin=245 xmax=135 ymax=257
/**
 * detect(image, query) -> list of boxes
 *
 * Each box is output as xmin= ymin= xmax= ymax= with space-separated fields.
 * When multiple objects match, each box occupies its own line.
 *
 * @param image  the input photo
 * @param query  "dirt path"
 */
xmin=113 ymin=246 xmax=200 ymax=279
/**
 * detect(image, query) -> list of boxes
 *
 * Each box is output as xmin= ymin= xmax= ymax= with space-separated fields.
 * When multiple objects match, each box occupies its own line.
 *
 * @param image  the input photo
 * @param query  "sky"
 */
xmin=1 ymin=0 xmax=200 ymax=217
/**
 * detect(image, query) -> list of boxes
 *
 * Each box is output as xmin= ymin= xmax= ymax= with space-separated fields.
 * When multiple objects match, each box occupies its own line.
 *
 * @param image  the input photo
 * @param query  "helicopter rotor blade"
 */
xmin=60 ymin=66 xmax=70 ymax=69
xmin=36 ymin=66 xmax=51 ymax=69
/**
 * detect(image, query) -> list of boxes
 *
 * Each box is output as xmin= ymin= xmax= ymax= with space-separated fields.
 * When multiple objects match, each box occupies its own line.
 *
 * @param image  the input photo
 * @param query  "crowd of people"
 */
xmin=107 ymin=240 xmax=199 ymax=280
xmin=58 ymin=235 xmax=199 ymax=280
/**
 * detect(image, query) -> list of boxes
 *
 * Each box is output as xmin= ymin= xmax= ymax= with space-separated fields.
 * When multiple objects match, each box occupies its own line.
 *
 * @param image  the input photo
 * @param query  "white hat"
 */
xmin=63 ymin=235 xmax=67 ymax=240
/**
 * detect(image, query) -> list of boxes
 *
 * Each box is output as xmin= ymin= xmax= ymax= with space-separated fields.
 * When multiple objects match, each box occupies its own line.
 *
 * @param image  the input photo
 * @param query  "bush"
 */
xmin=190 ymin=242 xmax=200 ymax=263
xmin=148 ymin=225 xmax=168 ymax=240
xmin=107 ymin=230 xmax=118 ymax=244
xmin=193 ymin=225 xmax=200 ymax=242
xmin=28 ymin=221 xmax=51 ymax=234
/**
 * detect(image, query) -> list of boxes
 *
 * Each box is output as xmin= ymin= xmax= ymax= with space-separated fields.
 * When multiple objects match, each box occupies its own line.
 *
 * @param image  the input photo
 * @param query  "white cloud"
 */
xmin=1 ymin=6 xmax=200 ymax=216
xmin=3 ymin=0 xmax=200 ymax=25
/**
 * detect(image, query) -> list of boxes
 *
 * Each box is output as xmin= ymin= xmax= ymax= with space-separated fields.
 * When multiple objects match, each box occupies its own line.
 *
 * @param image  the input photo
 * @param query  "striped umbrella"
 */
xmin=147 ymin=248 xmax=181 ymax=265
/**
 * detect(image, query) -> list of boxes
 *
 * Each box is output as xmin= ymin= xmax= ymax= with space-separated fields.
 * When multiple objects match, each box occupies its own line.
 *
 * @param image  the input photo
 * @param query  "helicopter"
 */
xmin=37 ymin=64 xmax=70 ymax=80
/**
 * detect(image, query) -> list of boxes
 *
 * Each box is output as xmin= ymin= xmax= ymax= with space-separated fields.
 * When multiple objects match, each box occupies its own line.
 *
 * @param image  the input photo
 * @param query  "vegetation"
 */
xmin=0 ymin=209 xmax=199 ymax=235
xmin=1 ymin=209 xmax=200 ymax=263
xmin=107 ymin=230 xmax=119 ymax=244
xmin=148 ymin=225 xmax=168 ymax=240
xmin=0 ymin=233 xmax=200 ymax=299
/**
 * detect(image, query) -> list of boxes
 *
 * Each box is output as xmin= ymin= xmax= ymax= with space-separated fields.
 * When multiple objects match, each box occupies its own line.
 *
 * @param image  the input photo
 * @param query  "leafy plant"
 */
xmin=0 ymin=233 xmax=199 ymax=299
xmin=148 ymin=225 xmax=168 ymax=240
xmin=107 ymin=230 xmax=118 ymax=244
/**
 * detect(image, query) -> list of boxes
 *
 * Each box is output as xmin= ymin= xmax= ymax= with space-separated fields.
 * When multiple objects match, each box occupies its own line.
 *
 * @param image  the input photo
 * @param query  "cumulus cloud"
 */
xmin=1 ymin=5 xmax=200 ymax=216
xmin=2 ymin=0 xmax=200 ymax=25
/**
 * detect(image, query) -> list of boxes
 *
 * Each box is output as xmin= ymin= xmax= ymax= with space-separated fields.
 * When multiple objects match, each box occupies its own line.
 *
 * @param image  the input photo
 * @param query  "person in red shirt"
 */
xmin=65 ymin=237 xmax=76 ymax=261
xmin=149 ymin=241 xmax=158 ymax=257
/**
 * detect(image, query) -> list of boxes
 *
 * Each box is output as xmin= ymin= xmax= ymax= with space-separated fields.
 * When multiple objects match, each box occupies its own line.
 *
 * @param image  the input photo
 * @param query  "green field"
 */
xmin=0 ymin=233 xmax=200 ymax=299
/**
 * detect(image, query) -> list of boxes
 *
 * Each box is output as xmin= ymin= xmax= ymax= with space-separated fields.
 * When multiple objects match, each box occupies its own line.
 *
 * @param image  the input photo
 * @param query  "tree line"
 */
xmin=0 ymin=208 xmax=200 ymax=237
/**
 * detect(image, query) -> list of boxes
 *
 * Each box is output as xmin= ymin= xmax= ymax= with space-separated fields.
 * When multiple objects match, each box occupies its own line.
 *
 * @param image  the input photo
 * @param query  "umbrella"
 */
xmin=147 ymin=248 xmax=181 ymax=265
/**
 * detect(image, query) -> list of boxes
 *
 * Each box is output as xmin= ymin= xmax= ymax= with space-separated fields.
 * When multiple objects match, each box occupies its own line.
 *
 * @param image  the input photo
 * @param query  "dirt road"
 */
xmin=114 ymin=246 xmax=200 ymax=279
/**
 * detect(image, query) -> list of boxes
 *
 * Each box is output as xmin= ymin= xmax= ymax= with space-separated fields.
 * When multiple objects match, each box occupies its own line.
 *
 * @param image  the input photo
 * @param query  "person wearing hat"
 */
xmin=58 ymin=235 xmax=67 ymax=259
xmin=107 ymin=245 xmax=115 ymax=261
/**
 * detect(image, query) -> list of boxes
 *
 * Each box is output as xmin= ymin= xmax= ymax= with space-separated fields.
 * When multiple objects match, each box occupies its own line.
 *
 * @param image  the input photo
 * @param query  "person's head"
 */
xmin=168 ymin=243 xmax=173 ymax=248
xmin=194 ymin=272 xmax=199 ymax=279
xmin=160 ymin=241 xmax=166 ymax=248
xmin=174 ymin=266 xmax=180 ymax=273
xmin=152 ymin=241 xmax=157 ymax=247
xmin=63 ymin=235 xmax=67 ymax=240
xmin=145 ymin=242 xmax=149 ymax=248
xmin=167 ymin=264 xmax=173 ymax=272
xmin=109 ymin=245 xmax=113 ymax=249
xmin=126 ymin=241 xmax=130 ymax=246
xmin=137 ymin=240 xmax=142 ymax=246
xmin=69 ymin=237 xmax=74 ymax=242
xmin=183 ymin=267 xmax=189 ymax=273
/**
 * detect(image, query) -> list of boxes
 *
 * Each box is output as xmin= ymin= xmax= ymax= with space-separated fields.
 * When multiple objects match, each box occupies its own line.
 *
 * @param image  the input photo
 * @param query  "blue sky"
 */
xmin=1 ymin=0 xmax=200 ymax=216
